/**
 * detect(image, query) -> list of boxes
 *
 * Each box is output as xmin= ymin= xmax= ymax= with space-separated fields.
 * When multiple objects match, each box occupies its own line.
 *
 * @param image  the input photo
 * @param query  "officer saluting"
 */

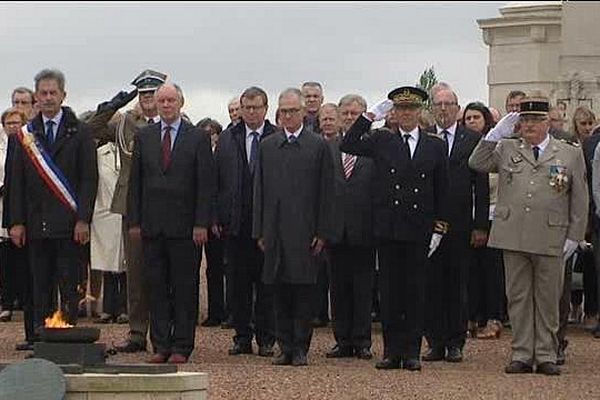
xmin=469 ymin=95 xmax=588 ymax=376
xmin=341 ymin=86 xmax=449 ymax=371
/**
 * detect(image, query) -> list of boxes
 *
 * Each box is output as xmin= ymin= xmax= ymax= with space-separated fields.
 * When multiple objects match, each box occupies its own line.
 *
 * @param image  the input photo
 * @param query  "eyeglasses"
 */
xmin=279 ymin=108 xmax=301 ymax=116
xmin=241 ymin=105 xmax=265 ymax=112
xmin=432 ymin=101 xmax=458 ymax=108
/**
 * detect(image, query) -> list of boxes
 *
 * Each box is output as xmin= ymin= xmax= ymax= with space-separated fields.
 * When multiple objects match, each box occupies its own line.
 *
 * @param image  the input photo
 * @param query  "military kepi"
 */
xmin=519 ymin=96 xmax=549 ymax=116
xmin=131 ymin=69 xmax=167 ymax=93
xmin=388 ymin=86 xmax=428 ymax=106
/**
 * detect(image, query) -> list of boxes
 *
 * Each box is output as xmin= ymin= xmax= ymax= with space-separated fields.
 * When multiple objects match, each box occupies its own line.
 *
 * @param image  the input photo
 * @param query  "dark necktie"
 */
xmin=249 ymin=131 xmax=259 ymax=174
xmin=442 ymin=129 xmax=450 ymax=155
xmin=162 ymin=126 xmax=172 ymax=170
xmin=46 ymin=120 xmax=55 ymax=145
xmin=403 ymin=133 xmax=412 ymax=159
xmin=533 ymin=145 xmax=540 ymax=161
xmin=288 ymin=134 xmax=296 ymax=144
xmin=148 ymin=118 xmax=155 ymax=125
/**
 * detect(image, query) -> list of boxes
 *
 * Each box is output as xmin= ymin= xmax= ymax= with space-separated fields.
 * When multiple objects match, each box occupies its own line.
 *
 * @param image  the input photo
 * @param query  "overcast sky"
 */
xmin=0 ymin=1 xmax=507 ymax=125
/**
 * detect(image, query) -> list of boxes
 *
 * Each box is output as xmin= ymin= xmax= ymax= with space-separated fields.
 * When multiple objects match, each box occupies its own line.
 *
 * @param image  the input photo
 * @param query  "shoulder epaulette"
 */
xmin=559 ymin=138 xmax=580 ymax=147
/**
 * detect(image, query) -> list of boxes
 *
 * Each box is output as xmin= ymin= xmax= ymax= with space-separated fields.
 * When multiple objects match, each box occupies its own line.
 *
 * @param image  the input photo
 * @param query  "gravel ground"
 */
xmin=2 ymin=261 xmax=599 ymax=399
xmin=1 ymin=317 xmax=599 ymax=399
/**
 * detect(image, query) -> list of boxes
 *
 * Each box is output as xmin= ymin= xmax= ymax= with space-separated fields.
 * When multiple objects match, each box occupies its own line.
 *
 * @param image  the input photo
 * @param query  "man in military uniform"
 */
xmin=469 ymin=95 xmax=588 ymax=376
xmin=87 ymin=69 xmax=167 ymax=353
xmin=341 ymin=86 xmax=449 ymax=371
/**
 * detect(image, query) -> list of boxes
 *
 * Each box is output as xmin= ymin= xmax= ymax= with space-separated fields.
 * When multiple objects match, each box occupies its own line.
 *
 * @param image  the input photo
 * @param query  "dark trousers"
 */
xmin=330 ymin=243 xmax=375 ymax=348
xmin=469 ymin=246 xmax=504 ymax=323
xmin=0 ymin=241 xmax=34 ymax=342
xmin=378 ymin=240 xmax=427 ymax=360
xmin=425 ymin=232 xmax=470 ymax=350
xmin=226 ymin=235 xmax=275 ymax=347
xmin=205 ymin=233 xmax=226 ymax=322
xmin=313 ymin=253 xmax=330 ymax=322
xmin=273 ymin=282 xmax=314 ymax=356
xmin=102 ymin=271 xmax=127 ymax=317
xmin=143 ymin=237 xmax=200 ymax=357
xmin=558 ymin=256 xmax=573 ymax=344
xmin=29 ymin=239 xmax=81 ymax=329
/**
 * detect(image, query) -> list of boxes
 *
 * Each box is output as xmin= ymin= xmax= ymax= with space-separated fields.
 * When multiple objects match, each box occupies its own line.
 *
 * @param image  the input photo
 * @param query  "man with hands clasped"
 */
xmin=341 ymin=86 xmax=449 ymax=371
xmin=468 ymin=95 xmax=588 ymax=376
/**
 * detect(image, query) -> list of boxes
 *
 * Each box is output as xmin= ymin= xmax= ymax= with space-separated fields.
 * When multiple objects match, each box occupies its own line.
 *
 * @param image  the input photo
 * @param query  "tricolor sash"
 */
xmin=16 ymin=124 xmax=78 ymax=213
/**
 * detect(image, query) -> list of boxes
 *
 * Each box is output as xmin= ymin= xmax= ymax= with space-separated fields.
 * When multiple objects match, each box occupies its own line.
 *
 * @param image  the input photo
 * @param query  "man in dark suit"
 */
xmin=422 ymin=86 xmax=489 ymax=363
xmin=341 ymin=86 xmax=449 ymax=371
xmin=87 ymin=69 xmax=167 ymax=353
xmin=213 ymin=86 xmax=277 ymax=357
xmin=8 ymin=69 xmax=98 ymax=330
xmin=128 ymin=83 xmax=214 ymax=364
xmin=253 ymin=88 xmax=334 ymax=366
xmin=325 ymin=94 xmax=376 ymax=360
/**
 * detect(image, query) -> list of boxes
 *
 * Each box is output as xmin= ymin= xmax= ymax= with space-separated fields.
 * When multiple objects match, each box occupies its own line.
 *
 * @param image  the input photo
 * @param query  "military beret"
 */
xmin=388 ymin=86 xmax=428 ymax=106
xmin=131 ymin=69 xmax=167 ymax=93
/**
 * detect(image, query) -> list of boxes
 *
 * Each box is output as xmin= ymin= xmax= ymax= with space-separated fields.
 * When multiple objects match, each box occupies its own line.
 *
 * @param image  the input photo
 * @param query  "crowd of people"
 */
xmin=0 ymin=67 xmax=599 ymax=375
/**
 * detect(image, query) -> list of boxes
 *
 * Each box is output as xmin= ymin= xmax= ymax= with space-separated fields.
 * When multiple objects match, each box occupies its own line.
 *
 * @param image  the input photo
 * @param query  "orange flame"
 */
xmin=44 ymin=310 xmax=73 ymax=328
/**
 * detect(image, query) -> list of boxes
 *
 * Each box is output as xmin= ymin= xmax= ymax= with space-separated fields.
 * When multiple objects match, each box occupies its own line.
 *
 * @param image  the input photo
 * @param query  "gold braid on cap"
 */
xmin=433 ymin=220 xmax=450 ymax=235
xmin=392 ymin=89 xmax=423 ymax=105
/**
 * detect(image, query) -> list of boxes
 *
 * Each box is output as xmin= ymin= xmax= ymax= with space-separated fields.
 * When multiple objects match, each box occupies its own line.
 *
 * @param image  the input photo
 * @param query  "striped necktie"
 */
xmin=343 ymin=152 xmax=356 ymax=180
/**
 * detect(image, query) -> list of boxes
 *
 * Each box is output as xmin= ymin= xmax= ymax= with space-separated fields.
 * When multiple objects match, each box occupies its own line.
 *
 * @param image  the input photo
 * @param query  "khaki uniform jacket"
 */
xmin=88 ymin=108 xmax=150 ymax=215
xmin=468 ymin=136 xmax=588 ymax=257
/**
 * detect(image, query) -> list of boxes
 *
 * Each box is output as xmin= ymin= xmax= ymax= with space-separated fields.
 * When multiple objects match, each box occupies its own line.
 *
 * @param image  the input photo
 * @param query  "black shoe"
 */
xmin=403 ymin=358 xmax=422 ymax=371
xmin=355 ymin=347 xmax=373 ymax=360
xmin=504 ymin=361 xmax=533 ymax=374
xmin=221 ymin=316 xmax=234 ymax=329
xmin=593 ymin=325 xmax=600 ymax=339
xmin=228 ymin=342 xmax=252 ymax=355
xmin=422 ymin=347 xmax=445 ymax=362
xmin=258 ymin=345 xmax=275 ymax=357
xmin=15 ymin=342 xmax=34 ymax=351
xmin=114 ymin=339 xmax=147 ymax=353
xmin=557 ymin=340 xmax=567 ymax=365
xmin=326 ymin=345 xmax=354 ymax=358
xmin=200 ymin=318 xmax=221 ymax=327
xmin=292 ymin=351 xmax=308 ymax=366
xmin=0 ymin=310 xmax=12 ymax=322
xmin=94 ymin=313 xmax=114 ymax=324
xmin=375 ymin=357 xmax=401 ymax=370
xmin=445 ymin=347 xmax=463 ymax=363
xmin=536 ymin=362 xmax=560 ymax=376
xmin=272 ymin=352 xmax=293 ymax=366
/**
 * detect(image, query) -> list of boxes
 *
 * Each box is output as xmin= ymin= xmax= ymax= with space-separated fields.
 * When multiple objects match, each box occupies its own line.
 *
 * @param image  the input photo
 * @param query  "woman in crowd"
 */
xmin=568 ymin=106 xmax=598 ymax=329
xmin=461 ymin=102 xmax=505 ymax=340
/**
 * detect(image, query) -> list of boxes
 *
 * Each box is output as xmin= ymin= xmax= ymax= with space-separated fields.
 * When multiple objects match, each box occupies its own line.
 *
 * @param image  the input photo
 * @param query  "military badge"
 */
xmin=549 ymin=165 xmax=568 ymax=192
xmin=510 ymin=154 xmax=523 ymax=164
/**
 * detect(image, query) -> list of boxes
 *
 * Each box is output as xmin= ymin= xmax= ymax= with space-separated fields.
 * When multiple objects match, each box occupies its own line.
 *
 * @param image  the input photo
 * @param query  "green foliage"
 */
xmin=416 ymin=66 xmax=438 ymax=110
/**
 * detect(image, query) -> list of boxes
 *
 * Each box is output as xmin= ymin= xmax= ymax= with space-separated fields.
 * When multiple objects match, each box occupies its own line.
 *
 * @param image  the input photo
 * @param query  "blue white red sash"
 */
xmin=16 ymin=124 xmax=78 ymax=213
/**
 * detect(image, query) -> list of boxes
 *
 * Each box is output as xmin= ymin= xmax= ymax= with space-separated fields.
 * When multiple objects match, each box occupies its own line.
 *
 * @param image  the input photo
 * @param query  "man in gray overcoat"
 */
xmin=253 ymin=88 xmax=334 ymax=367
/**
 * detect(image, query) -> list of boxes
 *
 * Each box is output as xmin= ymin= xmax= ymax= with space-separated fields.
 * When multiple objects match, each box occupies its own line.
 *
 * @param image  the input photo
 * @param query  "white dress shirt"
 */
xmin=436 ymin=122 xmax=457 ymax=156
xmin=399 ymin=126 xmax=419 ymax=158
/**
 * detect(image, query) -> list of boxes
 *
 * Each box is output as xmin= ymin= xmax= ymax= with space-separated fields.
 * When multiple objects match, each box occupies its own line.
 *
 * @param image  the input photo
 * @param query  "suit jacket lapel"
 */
xmin=150 ymin=124 xmax=163 ymax=172
xmin=449 ymin=128 xmax=466 ymax=160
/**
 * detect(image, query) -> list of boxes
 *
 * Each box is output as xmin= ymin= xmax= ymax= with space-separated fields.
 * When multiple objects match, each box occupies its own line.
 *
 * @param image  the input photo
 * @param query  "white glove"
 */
xmin=428 ymin=233 xmax=443 ymax=258
xmin=484 ymin=112 xmax=520 ymax=142
xmin=578 ymin=240 xmax=592 ymax=251
xmin=367 ymin=99 xmax=394 ymax=122
xmin=563 ymin=239 xmax=578 ymax=262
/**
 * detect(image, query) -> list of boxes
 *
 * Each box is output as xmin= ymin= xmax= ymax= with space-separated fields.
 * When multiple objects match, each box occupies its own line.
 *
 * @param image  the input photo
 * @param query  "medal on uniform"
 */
xmin=510 ymin=154 xmax=522 ymax=164
xmin=549 ymin=163 xmax=568 ymax=192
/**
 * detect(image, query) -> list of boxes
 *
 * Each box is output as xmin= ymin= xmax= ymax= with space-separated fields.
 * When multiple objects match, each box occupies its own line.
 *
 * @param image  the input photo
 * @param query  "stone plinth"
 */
xmin=65 ymin=372 xmax=208 ymax=400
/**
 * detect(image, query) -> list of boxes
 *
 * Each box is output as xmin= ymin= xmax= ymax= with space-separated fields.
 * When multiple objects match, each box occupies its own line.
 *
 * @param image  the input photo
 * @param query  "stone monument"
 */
xmin=478 ymin=1 xmax=600 ymax=127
